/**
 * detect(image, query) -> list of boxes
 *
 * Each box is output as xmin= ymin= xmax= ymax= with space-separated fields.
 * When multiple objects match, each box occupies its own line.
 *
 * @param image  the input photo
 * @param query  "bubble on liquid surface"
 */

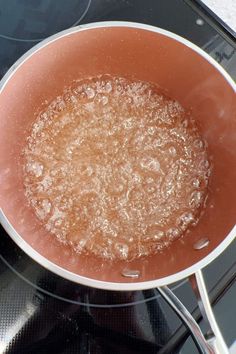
xmin=178 ymin=212 xmax=194 ymax=229
xmin=141 ymin=157 xmax=160 ymax=172
xmin=166 ymin=227 xmax=180 ymax=240
xmin=23 ymin=75 xmax=211 ymax=261
xmin=114 ymin=243 xmax=129 ymax=259
xmin=194 ymin=139 xmax=204 ymax=149
xmin=26 ymin=161 xmax=44 ymax=177
xmin=101 ymin=96 xmax=108 ymax=105
xmin=189 ymin=191 xmax=203 ymax=208
xmin=35 ymin=199 xmax=51 ymax=220
xmin=192 ymin=178 xmax=200 ymax=188
xmin=85 ymin=87 xmax=95 ymax=99
xmin=169 ymin=146 xmax=177 ymax=156
xmin=42 ymin=199 xmax=51 ymax=214
xmin=105 ymin=82 xmax=112 ymax=93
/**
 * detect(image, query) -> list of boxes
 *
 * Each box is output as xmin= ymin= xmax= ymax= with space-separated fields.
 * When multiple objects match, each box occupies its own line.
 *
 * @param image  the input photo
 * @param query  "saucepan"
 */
xmin=0 ymin=22 xmax=235 ymax=354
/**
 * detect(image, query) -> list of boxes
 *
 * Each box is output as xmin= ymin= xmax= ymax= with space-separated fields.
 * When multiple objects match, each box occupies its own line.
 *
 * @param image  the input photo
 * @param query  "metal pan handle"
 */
xmin=158 ymin=269 xmax=228 ymax=354
xmin=190 ymin=270 xmax=228 ymax=354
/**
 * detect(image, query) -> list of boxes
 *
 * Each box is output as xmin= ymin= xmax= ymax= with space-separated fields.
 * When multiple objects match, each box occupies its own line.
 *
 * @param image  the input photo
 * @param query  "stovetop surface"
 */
xmin=0 ymin=1 xmax=235 ymax=353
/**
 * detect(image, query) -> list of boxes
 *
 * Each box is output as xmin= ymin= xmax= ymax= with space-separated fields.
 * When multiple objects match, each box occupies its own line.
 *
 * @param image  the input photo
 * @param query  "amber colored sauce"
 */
xmin=23 ymin=75 xmax=211 ymax=261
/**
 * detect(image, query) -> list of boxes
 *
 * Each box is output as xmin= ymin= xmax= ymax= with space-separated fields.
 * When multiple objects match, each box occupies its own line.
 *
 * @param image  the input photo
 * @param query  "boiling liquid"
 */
xmin=23 ymin=76 xmax=211 ymax=261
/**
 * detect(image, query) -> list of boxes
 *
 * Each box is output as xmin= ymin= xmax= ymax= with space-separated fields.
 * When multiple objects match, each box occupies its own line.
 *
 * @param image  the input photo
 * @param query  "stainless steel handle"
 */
xmin=190 ymin=270 xmax=228 ymax=354
xmin=158 ymin=286 xmax=214 ymax=354
xmin=158 ymin=270 xmax=229 ymax=354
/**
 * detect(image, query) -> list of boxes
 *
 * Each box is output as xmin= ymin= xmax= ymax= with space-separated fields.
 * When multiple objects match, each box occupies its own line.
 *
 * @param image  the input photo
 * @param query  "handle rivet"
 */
xmin=194 ymin=238 xmax=210 ymax=250
xmin=121 ymin=269 xmax=140 ymax=278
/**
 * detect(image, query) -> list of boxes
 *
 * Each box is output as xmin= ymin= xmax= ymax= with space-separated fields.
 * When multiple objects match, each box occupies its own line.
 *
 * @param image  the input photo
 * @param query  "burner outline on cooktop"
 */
xmin=0 ymin=0 xmax=91 ymax=42
xmin=0 ymin=253 xmax=187 ymax=308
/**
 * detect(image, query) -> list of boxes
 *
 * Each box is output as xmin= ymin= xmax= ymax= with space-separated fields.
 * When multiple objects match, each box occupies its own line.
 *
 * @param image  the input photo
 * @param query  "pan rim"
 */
xmin=0 ymin=21 xmax=235 ymax=291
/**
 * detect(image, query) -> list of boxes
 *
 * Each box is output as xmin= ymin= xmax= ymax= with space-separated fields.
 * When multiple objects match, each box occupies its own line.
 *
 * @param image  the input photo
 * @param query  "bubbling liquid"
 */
xmin=23 ymin=75 xmax=211 ymax=261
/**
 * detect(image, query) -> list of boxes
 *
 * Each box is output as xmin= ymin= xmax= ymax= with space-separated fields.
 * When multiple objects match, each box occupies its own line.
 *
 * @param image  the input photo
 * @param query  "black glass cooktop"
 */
xmin=0 ymin=1 xmax=235 ymax=353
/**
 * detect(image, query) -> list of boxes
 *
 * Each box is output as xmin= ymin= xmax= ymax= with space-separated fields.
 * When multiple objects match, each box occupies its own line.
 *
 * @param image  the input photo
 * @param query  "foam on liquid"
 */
xmin=23 ymin=75 xmax=211 ymax=261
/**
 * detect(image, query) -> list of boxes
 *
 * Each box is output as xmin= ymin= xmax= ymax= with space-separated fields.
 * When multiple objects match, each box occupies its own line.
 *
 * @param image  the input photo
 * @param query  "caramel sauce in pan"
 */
xmin=23 ymin=76 xmax=211 ymax=261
